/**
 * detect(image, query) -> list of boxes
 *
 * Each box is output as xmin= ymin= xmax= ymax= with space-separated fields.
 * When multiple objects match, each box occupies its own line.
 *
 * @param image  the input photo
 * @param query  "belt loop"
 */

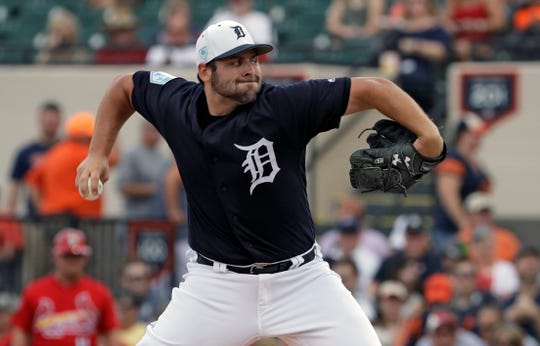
xmin=187 ymin=249 xmax=198 ymax=263
xmin=289 ymin=255 xmax=304 ymax=270
xmin=213 ymin=261 xmax=228 ymax=273
xmin=314 ymin=243 xmax=323 ymax=259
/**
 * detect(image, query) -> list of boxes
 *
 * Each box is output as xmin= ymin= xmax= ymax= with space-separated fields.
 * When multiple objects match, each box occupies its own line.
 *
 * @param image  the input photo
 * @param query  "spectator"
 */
xmin=502 ymin=246 xmax=540 ymax=340
xmin=505 ymin=0 xmax=540 ymax=59
xmin=393 ymin=258 xmax=425 ymax=317
xmin=492 ymin=323 xmax=526 ymax=346
xmin=329 ymin=257 xmax=376 ymax=320
xmin=319 ymin=194 xmax=390 ymax=295
xmin=372 ymin=280 xmax=408 ymax=345
xmin=449 ymin=257 xmax=496 ymax=330
xmin=441 ymin=0 xmax=506 ymax=60
xmin=377 ymin=0 xmax=452 ymax=114
xmin=416 ymin=308 xmax=486 ymax=346
xmin=116 ymin=121 xmax=170 ymax=220
xmin=468 ymin=225 xmax=520 ymax=300
xmin=0 ymin=293 xmax=18 ymax=346
xmin=476 ymin=304 xmax=505 ymax=346
xmin=10 ymin=228 xmax=119 ymax=345
xmin=321 ymin=217 xmax=382 ymax=296
xmin=458 ymin=192 xmax=521 ymax=261
xmin=325 ymin=0 xmax=385 ymax=48
xmin=120 ymin=258 xmax=169 ymax=323
xmin=0 ymin=217 xmax=24 ymax=293
xmin=320 ymin=193 xmax=391 ymax=261
xmin=393 ymin=273 xmax=454 ymax=346
xmin=477 ymin=304 xmax=539 ymax=346
xmin=206 ymin=0 xmax=276 ymax=62
xmin=34 ymin=7 xmax=91 ymax=65
xmin=432 ymin=116 xmax=491 ymax=251
xmin=3 ymin=101 xmax=62 ymax=217
xmin=116 ymin=293 xmax=146 ymax=346
xmin=94 ymin=8 xmax=148 ymax=64
xmin=373 ymin=214 xmax=443 ymax=294
xmin=24 ymin=111 xmax=110 ymax=219
xmin=146 ymin=0 xmax=198 ymax=68
xmin=513 ymin=0 xmax=540 ymax=33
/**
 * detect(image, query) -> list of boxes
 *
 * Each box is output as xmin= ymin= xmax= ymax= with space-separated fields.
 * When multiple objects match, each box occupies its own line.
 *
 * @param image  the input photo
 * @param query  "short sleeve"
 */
xmin=10 ymin=150 xmax=28 ymax=180
xmin=434 ymin=157 xmax=466 ymax=177
xmin=10 ymin=289 xmax=35 ymax=332
xmin=266 ymin=77 xmax=351 ymax=146
xmin=131 ymin=71 xmax=196 ymax=131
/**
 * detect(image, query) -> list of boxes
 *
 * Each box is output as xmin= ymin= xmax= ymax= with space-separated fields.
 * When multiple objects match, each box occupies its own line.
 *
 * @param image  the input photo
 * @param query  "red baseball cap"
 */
xmin=424 ymin=273 xmax=453 ymax=304
xmin=52 ymin=228 xmax=92 ymax=256
xmin=426 ymin=310 xmax=458 ymax=333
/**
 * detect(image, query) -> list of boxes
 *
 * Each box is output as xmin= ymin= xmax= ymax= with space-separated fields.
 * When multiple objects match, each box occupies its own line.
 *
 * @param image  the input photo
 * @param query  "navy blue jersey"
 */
xmin=132 ymin=71 xmax=350 ymax=264
xmin=433 ymin=150 xmax=491 ymax=234
xmin=9 ymin=141 xmax=57 ymax=217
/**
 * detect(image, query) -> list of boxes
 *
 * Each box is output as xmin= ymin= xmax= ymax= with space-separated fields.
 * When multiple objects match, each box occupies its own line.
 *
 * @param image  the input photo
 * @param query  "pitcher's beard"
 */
xmin=211 ymin=75 xmax=261 ymax=104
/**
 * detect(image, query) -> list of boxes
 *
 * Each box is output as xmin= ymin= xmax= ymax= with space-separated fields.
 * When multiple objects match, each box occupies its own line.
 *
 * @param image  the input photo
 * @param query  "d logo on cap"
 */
xmin=231 ymin=25 xmax=246 ymax=39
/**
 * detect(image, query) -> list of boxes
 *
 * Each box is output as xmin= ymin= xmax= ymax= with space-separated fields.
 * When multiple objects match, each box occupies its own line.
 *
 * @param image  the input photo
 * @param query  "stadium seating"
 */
xmin=0 ymin=0 xmax=380 ymax=65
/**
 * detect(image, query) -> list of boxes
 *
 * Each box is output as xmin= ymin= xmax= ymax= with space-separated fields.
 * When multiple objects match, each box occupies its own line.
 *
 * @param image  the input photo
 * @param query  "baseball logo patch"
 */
xmin=150 ymin=71 xmax=175 ymax=85
xmin=199 ymin=46 xmax=208 ymax=62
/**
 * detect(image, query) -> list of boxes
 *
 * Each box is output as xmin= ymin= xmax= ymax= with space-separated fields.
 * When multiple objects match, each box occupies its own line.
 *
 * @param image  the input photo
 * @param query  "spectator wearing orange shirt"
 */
xmin=432 ymin=117 xmax=491 ymax=252
xmin=458 ymin=192 xmax=521 ymax=262
xmin=25 ymin=111 xmax=116 ymax=219
xmin=513 ymin=0 xmax=540 ymax=33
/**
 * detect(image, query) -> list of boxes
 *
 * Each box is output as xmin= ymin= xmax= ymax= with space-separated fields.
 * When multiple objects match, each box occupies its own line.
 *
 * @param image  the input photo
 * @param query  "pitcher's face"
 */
xmin=210 ymin=50 xmax=262 ymax=105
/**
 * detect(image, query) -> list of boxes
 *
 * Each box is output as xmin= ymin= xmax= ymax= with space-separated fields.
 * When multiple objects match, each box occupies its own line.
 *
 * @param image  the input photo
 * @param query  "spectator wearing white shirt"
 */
xmin=146 ymin=0 xmax=198 ymax=68
xmin=206 ymin=0 xmax=276 ymax=61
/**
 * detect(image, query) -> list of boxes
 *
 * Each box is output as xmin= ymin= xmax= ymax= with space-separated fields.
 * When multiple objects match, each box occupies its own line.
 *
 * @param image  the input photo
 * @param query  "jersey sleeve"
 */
xmin=267 ymin=77 xmax=351 ymax=146
xmin=434 ymin=157 xmax=466 ymax=177
xmin=10 ymin=288 xmax=36 ymax=332
xmin=131 ymin=70 xmax=195 ymax=132
xmin=9 ymin=149 xmax=28 ymax=180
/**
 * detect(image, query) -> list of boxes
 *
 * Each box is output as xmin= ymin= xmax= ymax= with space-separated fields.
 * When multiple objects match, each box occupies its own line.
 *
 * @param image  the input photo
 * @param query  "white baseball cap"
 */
xmin=195 ymin=20 xmax=273 ymax=64
xmin=465 ymin=192 xmax=493 ymax=213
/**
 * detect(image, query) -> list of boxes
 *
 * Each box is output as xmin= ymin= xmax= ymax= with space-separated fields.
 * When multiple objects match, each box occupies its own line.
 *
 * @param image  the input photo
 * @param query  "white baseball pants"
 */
xmin=137 ymin=251 xmax=381 ymax=346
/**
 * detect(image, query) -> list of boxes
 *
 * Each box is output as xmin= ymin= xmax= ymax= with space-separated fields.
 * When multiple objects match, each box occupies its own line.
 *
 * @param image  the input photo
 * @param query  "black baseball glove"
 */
xmin=349 ymin=119 xmax=446 ymax=196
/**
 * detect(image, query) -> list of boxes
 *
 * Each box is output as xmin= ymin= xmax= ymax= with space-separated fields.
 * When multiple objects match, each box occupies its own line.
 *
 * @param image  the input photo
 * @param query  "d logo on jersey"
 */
xmin=235 ymin=138 xmax=280 ymax=195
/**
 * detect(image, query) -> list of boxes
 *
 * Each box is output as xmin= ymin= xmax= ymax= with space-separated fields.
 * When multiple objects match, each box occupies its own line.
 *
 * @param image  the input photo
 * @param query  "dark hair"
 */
xmin=516 ymin=245 xmax=540 ymax=261
xmin=197 ymin=61 xmax=217 ymax=83
xmin=40 ymin=101 xmax=61 ymax=113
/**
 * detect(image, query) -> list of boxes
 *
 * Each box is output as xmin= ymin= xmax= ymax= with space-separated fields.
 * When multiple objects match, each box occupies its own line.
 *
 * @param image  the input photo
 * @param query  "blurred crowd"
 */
xmin=0 ymin=0 xmax=539 ymax=345
xmin=25 ymin=0 xmax=277 ymax=67
xmin=2 ymin=0 xmax=540 ymax=67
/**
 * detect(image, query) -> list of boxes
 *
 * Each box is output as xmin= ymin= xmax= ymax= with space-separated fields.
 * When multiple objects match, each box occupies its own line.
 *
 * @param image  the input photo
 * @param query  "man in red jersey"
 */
xmin=11 ymin=228 xmax=120 ymax=346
